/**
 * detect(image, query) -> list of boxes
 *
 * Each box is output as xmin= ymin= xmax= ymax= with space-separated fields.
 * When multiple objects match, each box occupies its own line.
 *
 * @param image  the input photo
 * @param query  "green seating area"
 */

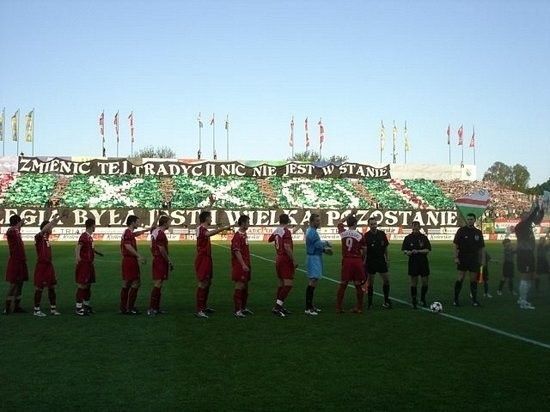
xmin=403 ymin=179 xmax=455 ymax=209
xmin=60 ymin=175 xmax=162 ymax=208
xmin=360 ymin=179 xmax=409 ymax=209
xmin=2 ymin=173 xmax=57 ymax=207
xmin=269 ymin=177 xmax=370 ymax=209
xmin=171 ymin=176 xmax=267 ymax=208
xmin=0 ymin=172 xmax=528 ymax=217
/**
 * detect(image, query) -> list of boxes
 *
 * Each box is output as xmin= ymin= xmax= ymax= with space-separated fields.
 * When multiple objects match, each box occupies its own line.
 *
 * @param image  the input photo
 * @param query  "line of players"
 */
xmin=3 ymin=202 xmax=547 ymax=317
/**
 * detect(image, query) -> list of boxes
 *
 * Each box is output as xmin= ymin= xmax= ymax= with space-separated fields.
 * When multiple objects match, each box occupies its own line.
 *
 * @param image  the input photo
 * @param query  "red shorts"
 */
xmin=75 ymin=261 xmax=96 ymax=284
xmin=276 ymin=256 xmax=295 ymax=280
xmin=194 ymin=254 xmax=213 ymax=281
xmin=34 ymin=262 xmax=57 ymax=287
xmin=5 ymin=259 xmax=29 ymax=283
xmin=232 ymin=266 xmax=251 ymax=282
xmin=341 ymin=258 xmax=366 ymax=283
xmin=122 ymin=256 xmax=140 ymax=281
xmin=152 ymin=257 xmax=169 ymax=281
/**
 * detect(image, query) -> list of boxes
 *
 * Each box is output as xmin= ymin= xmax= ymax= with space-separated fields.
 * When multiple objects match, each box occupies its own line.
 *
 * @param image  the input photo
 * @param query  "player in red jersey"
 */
xmin=268 ymin=213 xmax=298 ymax=317
xmin=119 ymin=215 xmax=150 ymax=315
xmin=147 ymin=215 xmax=173 ymax=316
xmin=231 ymin=215 xmax=253 ymax=317
xmin=336 ymin=215 xmax=367 ymax=313
xmin=75 ymin=218 xmax=103 ymax=316
xmin=33 ymin=213 xmax=64 ymax=317
xmin=194 ymin=196 xmax=232 ymax=319
xmin=4 ymin=215 xmax=29 ymax=315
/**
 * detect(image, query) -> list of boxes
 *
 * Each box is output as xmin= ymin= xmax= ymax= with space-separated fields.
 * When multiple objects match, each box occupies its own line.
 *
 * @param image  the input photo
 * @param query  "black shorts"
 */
xmin=457 ymin=254 xmax=480 ymax=273
xmin=365 ymin=259 xmax=388 ymax=275
xmin=517 ymin=249 xmax=535 ymax=274
xmin=502 ymin=261 xmax=514 ymax=279
xmin=408 ymin=259 xmax=430 ymax=277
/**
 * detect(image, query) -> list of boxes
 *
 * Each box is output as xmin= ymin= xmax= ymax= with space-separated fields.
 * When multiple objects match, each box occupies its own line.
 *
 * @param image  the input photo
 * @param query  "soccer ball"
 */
xmin=430 ymin=301 xmax=443 ymax=313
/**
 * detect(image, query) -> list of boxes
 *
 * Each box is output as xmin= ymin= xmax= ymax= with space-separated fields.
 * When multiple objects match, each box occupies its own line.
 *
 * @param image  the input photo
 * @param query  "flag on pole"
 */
xmin=392 ymin=121 xmax=397 ymax=142
xmin=289 ymin=116 xmax=294 ymax=147
xmin=380 ymin=121 xmax=385 ymax=151
xmin=99 ymin=111 xmax=105 ymax=142
xmin=454 ymin=189 xmax=490 ymax=220
xmin=404 ymin=121 xmax=409 ymax=152
xmin=469 ymin=126 xmax=475 ymax=148
xmin=11 ymin=110 xmax=19 ymax=141
xmin=225 ymin=115 xmax=229 ymax=130
xmin=128 ymin=112 xmax=134 ymax=143
xmin=446 ymin=124 xmax=450 ymax=145
xmin=114 ymin=111 xmax=119 ymax=143
xmin=197 ymin=112 xmax=203 ymax=128
xmin=0 ymin=108 xmax=4 ymax=142
xmin=25 ymin=110 xmax=34 ymax=142
xmin=210 ymin=114 xmax=215 ymax=126
xmin=318 ymin=118 xmax=325 ymax=150
xmin=458 ymin=124 xmax=463 ymax=146
xmin=305 ymin=117 xmax=310 ymax=148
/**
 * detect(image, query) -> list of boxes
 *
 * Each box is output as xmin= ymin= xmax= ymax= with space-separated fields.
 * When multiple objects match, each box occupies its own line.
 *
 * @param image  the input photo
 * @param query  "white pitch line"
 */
xmin=214 ymin=243 xmax=550 ymax=350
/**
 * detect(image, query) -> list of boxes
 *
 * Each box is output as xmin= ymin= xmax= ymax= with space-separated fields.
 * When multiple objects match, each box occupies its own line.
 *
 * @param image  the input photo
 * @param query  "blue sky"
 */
xmin=1 ymin=0 xmax=549 ymax=185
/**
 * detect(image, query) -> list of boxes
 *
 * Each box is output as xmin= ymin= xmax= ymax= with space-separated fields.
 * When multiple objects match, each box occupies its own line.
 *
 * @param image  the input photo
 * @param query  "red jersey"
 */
xmin=35 ymin=232 xmax=52 ymax=263
xmin=195 ymin=225 xmax=211 ymax=257
xmin=7 ymin=227 xmax=26 ymax=262
xmin=151 ymin=228 xmax=168 ymax=257
xmin=231 ymin=230 xmax=250 ymax=268
xmin=338 ymin=223 xmax=365 ymax=259
xmin=268 ymin=226 xmax=293 ymax=257
xmin=121 ymin=228 xmax=138 ymax=257
xmin=77 ymin=232 xmax=95 ymax=262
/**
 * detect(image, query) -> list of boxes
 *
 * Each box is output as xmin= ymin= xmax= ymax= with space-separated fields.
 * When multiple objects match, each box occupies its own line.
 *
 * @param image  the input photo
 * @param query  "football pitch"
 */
xmin=1 ymin=240 xmax=549 ymax=411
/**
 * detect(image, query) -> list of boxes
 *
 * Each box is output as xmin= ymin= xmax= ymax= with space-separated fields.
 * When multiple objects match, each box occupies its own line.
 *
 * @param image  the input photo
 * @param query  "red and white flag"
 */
xmin=128 ymin=112 xmax=134 ymax=143
xmin=114 ymin=111 xmax=119 ymax=143
xmin=469 ymin=126 xmax=475 ymax=148
xmin=289 ymin=117 xmax=294 ymax=147
xmin=305 ymin=117 xmax=310 ymax=148
xmin=457 ymin=124 xmax=463 ymax=146
xmin=318 ymin=118 xmax=325 ymax=150
xmin=99 ymin=111 xmax=105 ymax=142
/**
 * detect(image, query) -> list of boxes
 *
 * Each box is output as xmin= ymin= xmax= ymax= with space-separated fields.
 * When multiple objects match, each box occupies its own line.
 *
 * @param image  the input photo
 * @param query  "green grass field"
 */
xmin=1 ymin=240 xmax=549 ymax=411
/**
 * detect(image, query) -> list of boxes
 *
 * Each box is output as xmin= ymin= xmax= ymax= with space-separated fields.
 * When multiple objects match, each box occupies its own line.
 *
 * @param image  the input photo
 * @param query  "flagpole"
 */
xmin=197 ymin=112 xmax=202 ymax=160
xmin=225 ymin=115 xmax=229 ymax=160
xmin=212 ymin=113 xmax=216 ymax=160
xmin=290 ymin=116 xmax=295 ymax=158
xmin=380 ymin=121 xmax=384 ymax=163
xmin=32 ymin=108 xmax=35 ymax=156
xmin=101 ymin=110 xmax=105 ymax=158
xmin=472 ymin=125 xmax=476 ymax=165
xmin=392 ymin=120 xmax=397 ymax=164
xmin=1 ymin=107 xmax=4 ymax=156
xmin=16 ymin=110 xmax=20 ymax=156
xmin=116 ymin=110 xmax=119 ymax=158
xmin=404 ymin=121 xmax=407 ymax=164
xmin=130 ymin=112 xmax=134 ymax=157
xmin=318 ymin=118 xmax=323 ymax=159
